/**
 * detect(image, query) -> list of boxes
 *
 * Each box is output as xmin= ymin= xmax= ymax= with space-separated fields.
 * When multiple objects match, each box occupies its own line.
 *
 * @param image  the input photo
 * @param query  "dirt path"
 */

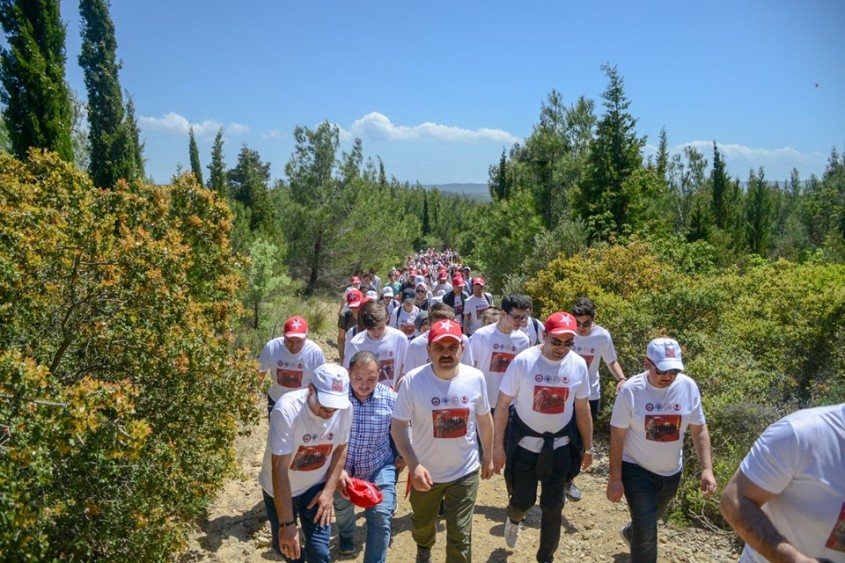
xmin=177 ymin=404 xmax=740 ymax=563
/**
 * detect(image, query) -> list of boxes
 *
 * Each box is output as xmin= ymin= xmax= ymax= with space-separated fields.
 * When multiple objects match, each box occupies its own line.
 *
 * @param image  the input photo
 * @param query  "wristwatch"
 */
xmin=280 ymin=520 xmax=296 ymax=528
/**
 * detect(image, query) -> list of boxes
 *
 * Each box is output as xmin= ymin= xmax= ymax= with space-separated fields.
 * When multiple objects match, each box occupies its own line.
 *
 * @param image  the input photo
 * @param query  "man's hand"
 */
xmin=700 ymin=468 xmax=717 ymax=496
xmin=492 ymin=445 xmax=506 ymax=474
xmin=395 ymin=455 xmax=407 ymax=473
xmin=606 ymin=478 xmax=624 ymax=503
xmin=278 ymin=523 xmax=300 ymax=560
xmin=581 ymin=451 xmax=593 ymax=470
xmin=307 ymin=489 xmax=334 ymax=527
xmin=615 ymin=378 xmax=627 ymax=393
xmin=337 ymin=470 xmax=351 ymax=499
xmin=481 ymin=457 xmax=495 ymax=480
xmin=410 ymin=464 xmax=433 ymax=492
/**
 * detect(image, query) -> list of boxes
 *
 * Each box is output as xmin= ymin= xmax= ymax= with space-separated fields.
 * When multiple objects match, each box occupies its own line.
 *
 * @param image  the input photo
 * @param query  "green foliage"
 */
xmin=744 ymin=168 xmax=774 ymax=256
xmin=188 ymin=125 xmax=203 ymax=186
xmin=243 ymin=237 xmax=292 ymax=329
xmin=227 ymin=144 xmax=276 ymax=238
xmin=0 ymin=0 xmax=74 ymax=161
xmin=79 ymin=0 xmax=140 ymax=188
xmin=207 ymin=127 xmax=227 ymax=194
xmin=0 ymin=151 xmax=256 ymax=560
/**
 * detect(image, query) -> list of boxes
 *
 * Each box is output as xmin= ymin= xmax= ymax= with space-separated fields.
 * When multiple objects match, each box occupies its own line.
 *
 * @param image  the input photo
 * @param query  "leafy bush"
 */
xmin=0 ymin=151 xmax=256 ymax=560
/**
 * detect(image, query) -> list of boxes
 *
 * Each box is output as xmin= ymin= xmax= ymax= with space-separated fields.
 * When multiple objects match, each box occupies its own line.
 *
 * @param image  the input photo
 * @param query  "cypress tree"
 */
xmin=0 ymin=0 xmax=74 ymax=161
xmin=207 ymin=127 xmax=226 ymax=194
xmin=79 ymin=0 xmax=135 ymax=188
xmin=124 ymin=95 xmax=144 ymax=179
xmin=188 ymin=125 xmax=203 ymax=186
xmin=711 ymin=141 xmax=729 ymax=229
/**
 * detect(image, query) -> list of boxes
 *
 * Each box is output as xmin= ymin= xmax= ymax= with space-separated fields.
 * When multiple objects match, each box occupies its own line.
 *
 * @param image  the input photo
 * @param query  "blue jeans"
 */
xmin=333 ymin=463 xmax=396 ymax=563
xmin=263 ymin=481 xmax=331 ymax=563
xmin=621 ymin=461 xmax=682 ymax=563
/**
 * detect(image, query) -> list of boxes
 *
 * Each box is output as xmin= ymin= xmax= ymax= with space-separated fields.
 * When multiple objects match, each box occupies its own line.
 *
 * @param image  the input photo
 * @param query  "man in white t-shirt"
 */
xmin=343 ymin=301 xmax=408 ymax=389
xmin=468 ymin=294 xmax=531 ymax=409
xmin=606 ymin=338 xmax=716 ymax=563
xmin=491 ymin=312 xmax=594 ymax=561
xmin=463 ymin=277 xmax=492 ymax=337
xmin=401 ymin=302 xmax=474 ymax=388
xmin=257 ymin=315 xmax=326 ymax=417
xmin=258 ymin=364 xmax=353 ymax=562
xmin=390 ymin=288 xmax=420 ymax=339
xmin=720 ymin=403 xmax=845 ymax=563
xmin=391 ymin=319 xmax=495 ymax=563
xmin=567 ymin=296 xmax=627 ymax=501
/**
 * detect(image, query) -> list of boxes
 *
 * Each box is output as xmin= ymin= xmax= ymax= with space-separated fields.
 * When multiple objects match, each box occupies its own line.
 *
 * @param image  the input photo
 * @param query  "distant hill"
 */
xmin=423 ymin=183 xmax=491 ymax=202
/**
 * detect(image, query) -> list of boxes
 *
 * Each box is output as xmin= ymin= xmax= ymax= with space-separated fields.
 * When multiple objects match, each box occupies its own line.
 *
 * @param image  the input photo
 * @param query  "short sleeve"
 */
xmin=476 ymin=375 xmax=491 ymax=416
xmin=610 ymin=387 xmax=633 ymax=429
xmin=602 ymin=332 xmax=618 ymax=365
xmin=498 ymin=356 xmax=522 ymax=399
xmin=269 ymin=402 xmax=296 ymax=455
xmin=574 ymin=360 xmax=590 ymax=400
xmin=739 ymin=418 xmax=799 ymax=495
xmin=392 ymin=374 xmax=414 ymax=422
xmin=258 ymin=342 xmax=272 ymax=372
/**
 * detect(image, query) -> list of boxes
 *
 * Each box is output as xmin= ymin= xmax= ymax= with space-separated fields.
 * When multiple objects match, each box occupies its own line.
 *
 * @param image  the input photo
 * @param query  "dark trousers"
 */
xmin=621 ymin=461 xmax=682 ymax=563
xmin=505 ymin=444 xmax=573 ymax=563
xmin=263 ymin=482 xmax=331 ymax=563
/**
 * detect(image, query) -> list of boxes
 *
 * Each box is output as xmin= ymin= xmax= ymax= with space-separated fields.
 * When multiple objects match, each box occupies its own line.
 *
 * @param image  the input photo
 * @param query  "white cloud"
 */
xmin=644 ymin=140 xmax=828 ymax=179
xmin=139 ymin=112 xmax=249 ymax=137
xmin=345 ymin=112 xmax=520 ymax=144
xmin=262 ymin=129 xmax=286 ymax=139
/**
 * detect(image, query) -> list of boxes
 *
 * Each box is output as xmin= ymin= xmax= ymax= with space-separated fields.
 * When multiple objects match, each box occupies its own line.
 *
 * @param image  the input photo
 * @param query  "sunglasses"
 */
xmin=550 ymin=338 xmax=575 ymax=348
xmin=654 ymin=366 xmax=681 ymax=376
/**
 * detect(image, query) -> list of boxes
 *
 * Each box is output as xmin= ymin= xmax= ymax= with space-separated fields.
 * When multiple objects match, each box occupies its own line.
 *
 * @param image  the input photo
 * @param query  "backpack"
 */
xmin=530 ymin=317 xmax=542 ymax=345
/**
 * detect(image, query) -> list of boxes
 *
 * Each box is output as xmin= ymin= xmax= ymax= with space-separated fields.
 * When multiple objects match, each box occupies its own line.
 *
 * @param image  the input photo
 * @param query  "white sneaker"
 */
xmin=620 ymin=523 xmax=632 ymax=548
xmin=504 ymin=517 xmax=520 ymax=548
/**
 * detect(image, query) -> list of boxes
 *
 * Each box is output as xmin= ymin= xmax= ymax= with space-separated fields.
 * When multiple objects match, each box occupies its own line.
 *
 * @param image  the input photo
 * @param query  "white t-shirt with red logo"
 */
xmin=259 ymin=388 xmax=352 ymax=498
xmin=463 ymin=295 xmax=490 ymax=336
xmin=610 ymin=372 xmax=706 ymax=476
xmin=390 ymin=305 xmax=420 ymax=338
xmin=258 ymin=338 xmax=326 ymax=402
xmin=402 ymin=331 xmax=474 ymax=378
xmin=500 ymin=346 xmax=589 ymax=452
xmin=572 ymin=324 xmax=618 ymax=401
xmin=468 ymin=323 xmax=530 ymax=405
xmin=343 ymin=326 xmax=409 ymax=389
xmin=738 ymin=404 xmax=845 ymax=563
xmin=392 ymin=364 xmax=490 ymax=483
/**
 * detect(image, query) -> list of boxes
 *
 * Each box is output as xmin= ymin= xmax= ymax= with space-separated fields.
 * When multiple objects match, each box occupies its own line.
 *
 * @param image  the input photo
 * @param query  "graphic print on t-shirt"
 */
xmin=379 ymin=358 xmax=395 ymax=383
xmin=532 ymin=385 xmax=570 ymax=414
xmin=475 ymin=305 xmax=488 ymax=319
xmin=489 ymin=351 xmax=515 ymax=373
xmin=290 ymin=443 xmax=332 ymax=471
xmin=432 ymin=408 xmax=469 ymax=438
xmin=576 ymin=352 xmax=594 ymax=366
xmin=644 ymin=414 xmax=681 ymax=442
xmin=276 ymin=368 xmax=303 ymax=388
xmin=825 ymin=501 xmax=845 ymax=552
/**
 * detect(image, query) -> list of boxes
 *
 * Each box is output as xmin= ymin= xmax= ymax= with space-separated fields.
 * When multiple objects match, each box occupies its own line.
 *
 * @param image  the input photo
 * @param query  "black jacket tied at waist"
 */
xmin=505 ymin=408 xmax=583 ymax=484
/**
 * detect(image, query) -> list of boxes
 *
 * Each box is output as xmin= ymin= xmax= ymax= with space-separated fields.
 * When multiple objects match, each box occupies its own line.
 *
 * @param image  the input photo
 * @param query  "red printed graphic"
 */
xmin=432 ymin=408 xmax=470 ymax=438
xmin=290 ymin=443 xmax=332 ymax=471
xmin=577 ymin=353 xmax=594 ymax=366
xmin=489 ymin=351 xmax=515 ymax=373
xmin=825 ymin=501 xmax=845 ymax=552
xmin=532 ymin=385 xmax=570 ymax=414
xmin=379 ymin=358 xmax=395 ymax=382
xmin=276 ymin=368 xmax=303 ymax=388
xmin=475 ymin=305 xmax=489 ymax=319
xmin=644 ymin=415 xmax=681 ymax=442
xmin=400 ymin=323 xmax=416 ymax=336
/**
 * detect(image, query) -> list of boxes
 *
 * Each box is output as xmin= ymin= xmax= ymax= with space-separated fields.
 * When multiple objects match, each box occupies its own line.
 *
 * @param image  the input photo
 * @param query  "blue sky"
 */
xmin=51 ymin=0 xmax=845 ymax=186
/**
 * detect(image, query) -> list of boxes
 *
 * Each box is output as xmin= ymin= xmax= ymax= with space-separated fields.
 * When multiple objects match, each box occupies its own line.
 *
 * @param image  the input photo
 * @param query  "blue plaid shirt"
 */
xmin=344 ymin=383 xmax=397 ymax=481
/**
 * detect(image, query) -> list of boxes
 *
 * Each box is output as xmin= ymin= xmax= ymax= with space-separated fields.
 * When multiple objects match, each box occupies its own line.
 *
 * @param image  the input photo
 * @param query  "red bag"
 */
xmin=346 ymin=478 xmax=383 ymax=508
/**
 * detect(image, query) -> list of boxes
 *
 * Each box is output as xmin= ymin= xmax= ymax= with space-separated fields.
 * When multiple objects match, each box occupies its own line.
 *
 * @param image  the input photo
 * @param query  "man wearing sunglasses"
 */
xmin=567 ymin=297 xmax=628 ymax=501
xmin=606 ymin=337 xmax=716 ymax=563
xmin=490 ymin=312 xmax=593 ymax=561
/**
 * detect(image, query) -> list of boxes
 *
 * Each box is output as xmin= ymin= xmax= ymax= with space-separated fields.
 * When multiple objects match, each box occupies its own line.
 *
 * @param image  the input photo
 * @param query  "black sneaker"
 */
xmin=416 ymin=545 xmax=432 ymax=563
xmin=620 ymin=523 xmax=632 ymax=548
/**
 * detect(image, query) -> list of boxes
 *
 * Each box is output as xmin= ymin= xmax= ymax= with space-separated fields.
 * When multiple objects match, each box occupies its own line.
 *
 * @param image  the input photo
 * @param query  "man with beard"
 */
xmin=391 ymin=320 xmax=495 ymax=563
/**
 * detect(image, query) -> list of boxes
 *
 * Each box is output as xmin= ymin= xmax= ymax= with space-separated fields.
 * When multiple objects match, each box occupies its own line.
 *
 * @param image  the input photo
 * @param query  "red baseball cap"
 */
xmin=351 ymin=276 xmax=361 ymax=284
xmin=472 ymin=277 xmax=485 ymax=286
xmin=451 ymin=275 xmax=465 ymax=287
xmin=544 ymin=312 xmax=577 ymax=337
xmin=346 ymin=478 xmax=384 ymax=508
xmin=429 ymin=319 xmax=463 ymax=344
xmin=283 ymin=316 xmax=308 ymax=340
xmin=346 ymin=289 xmax=363 ymax=309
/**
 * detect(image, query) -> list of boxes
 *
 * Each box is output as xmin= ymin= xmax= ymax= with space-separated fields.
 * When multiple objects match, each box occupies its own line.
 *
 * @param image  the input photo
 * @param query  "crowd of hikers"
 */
xmin=256 ymin=248 xmax=845 ymax=563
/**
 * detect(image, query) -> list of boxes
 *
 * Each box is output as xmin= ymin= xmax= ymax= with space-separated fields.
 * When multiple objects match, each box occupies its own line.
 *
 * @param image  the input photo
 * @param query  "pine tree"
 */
xmin=207 ymin=127 xmax=227 ymax=194
xmin=228 ymin=144 xmax=272 ymax=231
xmin=576 ymin=64 xmax=645 ymax=238
xmin=0 ymin=0 xmax=74 ymax=161
xmin=711 ymin=141 xmax=729 ymax=229
xmin=745 ymin=167 xmax=773 ymax=256
xmin=124 ymin=95 xmax=144 ymax=179
xmin=79 ymin=0 xmax=135 ymax=188
xmin=188 ymin=125 xmax=203 ymax=186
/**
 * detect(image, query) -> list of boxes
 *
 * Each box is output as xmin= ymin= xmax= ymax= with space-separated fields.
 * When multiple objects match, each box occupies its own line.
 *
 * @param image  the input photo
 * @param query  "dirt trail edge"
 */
xmin=177 ymin=404 xmax=740 ymax=563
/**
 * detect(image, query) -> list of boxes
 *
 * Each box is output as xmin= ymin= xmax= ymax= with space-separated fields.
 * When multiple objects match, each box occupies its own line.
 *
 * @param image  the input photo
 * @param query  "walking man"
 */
xmin=491 ymin=312 xmax=593 ymax=562
xmin=606 ymin=337 xmax=716 ymax=563
xmin=343 ymin=301 xmax=408 ymax=389
xmin=720 ymin=403 xmax=845 ymax=562
xmin=333 ymin=352 xmax=401 ymax=562
xmin=259 ymin=364 xmax=353 ymax=562
xmin=257 ymin=315 xmax=326 ymax=417
xmin=391 ymin=319 xmax=495 ymax=563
